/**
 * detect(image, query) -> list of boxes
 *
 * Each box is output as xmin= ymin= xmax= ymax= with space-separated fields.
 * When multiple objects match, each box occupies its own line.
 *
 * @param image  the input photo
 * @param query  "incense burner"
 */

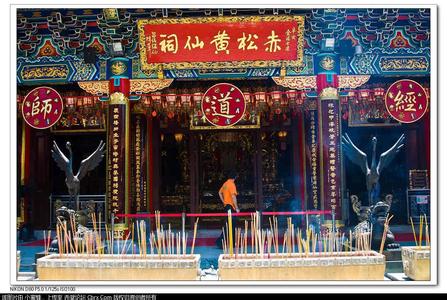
xmin=218 ymin=251 xmax=385 ymax=280
xmin=37 ymin=254 xmax=201 ymax=280
xmin=401 ymin=246 xmax=430 ymax=281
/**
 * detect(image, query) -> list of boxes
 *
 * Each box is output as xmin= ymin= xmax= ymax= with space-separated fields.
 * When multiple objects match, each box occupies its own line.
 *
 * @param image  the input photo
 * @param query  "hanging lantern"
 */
xmin=277 ymin=130 xmax=287 ymax=140
xmin=180 ymin=91 xmax=191 ymax=112
xmin=65 ymin=97 xmax=75 ymax=108
xmin=254 ymin=90 xmax=267 ymax=111
xmin=285 ymin=89 xmax=297 ymax=108
xmin=373 ymin=87 xmax=385 ymax=97
xmin=359 ymin=89 xmax=372 ymax=102
xmin=143 ymin=95 xmax=151 ymax=107
xmin=373 ymin=87 xmax=385 ymax=103
xmin=83 ymin=96 xmax=93 ymax=107
xmin=296 ymin=92 xmax=305 ymax=106
xmin=151 ymin=92 xmax=162 ymax=113
xmin=193 ymin=92 xmax=203 ymax=107
xmin=76 ymin=97 xmax=84 ymax=108
xmin=270 ymin=90 xmax=282 ymax=106
xmin=174 ymin=133 xmax=184 ymax=143
xmin=165 ymin=93 xmax=176 ymax=117
xmin=166 ymin=93 xmax=177 ymax=105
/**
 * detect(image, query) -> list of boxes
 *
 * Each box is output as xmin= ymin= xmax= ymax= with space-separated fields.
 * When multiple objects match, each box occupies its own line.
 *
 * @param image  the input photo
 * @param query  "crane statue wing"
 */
xmin=377 ymin=134 xmax=405 ymax=174
xmin=51 ymin=141 xmax=70 ymax=175
xmin=341 ymin=133 xmax=369 ymax=174
xmin=76 ymin=140 xmax=106 ymax=180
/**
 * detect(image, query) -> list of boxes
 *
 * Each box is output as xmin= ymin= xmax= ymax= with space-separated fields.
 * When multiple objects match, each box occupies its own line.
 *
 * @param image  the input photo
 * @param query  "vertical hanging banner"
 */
xmin=137 ymin=16 xmax=304 ymax=70
xmin=319 ymin=88 xmax=342 ymax=220
xmin=130 ymin=114 xmax=148 ymax=213
xmin=107 ymin=92 xmax=128 ymax=222
xmin=305 ymin=102 xmax=320 ymax=210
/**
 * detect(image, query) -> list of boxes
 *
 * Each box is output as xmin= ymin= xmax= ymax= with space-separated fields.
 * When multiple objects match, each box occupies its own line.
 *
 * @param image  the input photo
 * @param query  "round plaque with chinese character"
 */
xmin=385 ymin=79 xmax=428 ymax=123
xmin=201 ymin=83 xmax=246 ymax=127
xmin=22 ymin=86 xmax=64 ymax=129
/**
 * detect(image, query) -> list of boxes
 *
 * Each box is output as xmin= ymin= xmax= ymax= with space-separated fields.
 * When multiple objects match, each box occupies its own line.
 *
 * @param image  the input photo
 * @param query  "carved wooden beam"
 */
xmin=78 ymin=79 xmax=174 ymax=95
xmin=273 ymin=75 xmax=370 ymax=90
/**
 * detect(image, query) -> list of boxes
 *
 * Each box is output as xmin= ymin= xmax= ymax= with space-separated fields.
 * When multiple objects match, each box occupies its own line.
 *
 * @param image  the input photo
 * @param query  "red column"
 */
xmin=293 ymin=112 xmax=307 ymax=211
xmin=19 ymin=120 xmax=31 ymax=226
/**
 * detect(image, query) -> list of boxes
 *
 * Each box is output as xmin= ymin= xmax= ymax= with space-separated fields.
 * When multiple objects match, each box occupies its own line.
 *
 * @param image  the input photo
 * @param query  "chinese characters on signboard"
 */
xmin=131 ymin=114 xmax=148 ymax=213
xmin=385 ymin=79 xmax=429 ymax=123
xmin=309 ymin=111 xmax=320 ymax=210
xmin=137 ymin=16 xmax=304 ymax=70
xmin=320 ymin=100 xmax=342 ymax=218
xmin=22 ymin=87 xmax=64 ymax=129
xmin=107 ymin=105 xmax=126 ymax=218
xmin=201 ymin=83 xmax=246 ymax=127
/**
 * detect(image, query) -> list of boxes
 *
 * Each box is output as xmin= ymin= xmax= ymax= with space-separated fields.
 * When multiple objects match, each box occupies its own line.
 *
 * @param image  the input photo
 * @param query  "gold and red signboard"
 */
xmin=201 ymin=83 xmax=246 ymax=127
xmin=22 ymin=86 xmax=64 ymax=129
xmin=385 ymin=79 xmax=429 ymax=123
xmin=137 ymin=15 xmax=304 ymax=70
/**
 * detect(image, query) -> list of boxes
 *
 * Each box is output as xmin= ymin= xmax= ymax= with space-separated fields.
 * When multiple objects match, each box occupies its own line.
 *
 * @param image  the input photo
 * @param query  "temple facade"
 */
xmin=16 ymin=8 xmax=431 ymax=232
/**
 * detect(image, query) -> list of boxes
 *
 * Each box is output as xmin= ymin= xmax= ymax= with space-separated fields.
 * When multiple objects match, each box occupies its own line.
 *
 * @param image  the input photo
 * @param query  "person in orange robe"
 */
xmin=216 ymin=172 xmax=239 ymax=248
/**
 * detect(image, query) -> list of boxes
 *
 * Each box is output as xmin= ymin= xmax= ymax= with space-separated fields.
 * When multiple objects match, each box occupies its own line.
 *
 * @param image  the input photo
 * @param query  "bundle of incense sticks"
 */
xmin=222 ymin=212 xmax=386 ymax=259
xmin=410 ymin=214 xmax=430 ymax=248
xmin=379 ymin=214 xmax=393 ymax=254
xmin=50 ymin=210 xmax=200 ymax=258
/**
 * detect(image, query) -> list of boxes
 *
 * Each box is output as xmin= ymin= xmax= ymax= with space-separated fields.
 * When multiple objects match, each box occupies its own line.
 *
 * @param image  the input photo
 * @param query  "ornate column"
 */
xmin=106 ymin=58 xmax=131 ymax=232
xmin=316 ymin=52 xmax=343 ymax=224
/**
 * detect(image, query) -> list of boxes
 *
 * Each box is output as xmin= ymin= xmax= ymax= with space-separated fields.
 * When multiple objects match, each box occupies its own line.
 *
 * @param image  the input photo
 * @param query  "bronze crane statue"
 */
xmin=341 ymin=134 xmax=405 ymax=206
xmin=51 ymin=140 xmax=106 ymax=211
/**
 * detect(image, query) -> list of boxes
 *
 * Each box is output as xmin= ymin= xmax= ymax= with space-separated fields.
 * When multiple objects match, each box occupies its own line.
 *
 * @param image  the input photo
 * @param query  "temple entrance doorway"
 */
xmin=197 ymin=131 xmax=256 ymax=224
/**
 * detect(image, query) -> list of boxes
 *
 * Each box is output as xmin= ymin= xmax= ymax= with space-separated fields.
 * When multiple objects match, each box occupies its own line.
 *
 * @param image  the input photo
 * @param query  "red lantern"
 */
xmin=65 ymin=97 xmax=75 ymax=108
xmin=270 ymin=90 xmax=282 ymax=106
xmin=180 ymin=92 xmax=191 ymax=112
xmin=143 ymin=95 xmax=151 ymax=107
xmin=193 ymin=92 xmax=203 ymax=107
xmin=254 ymin=91 xmax=266 ymax=110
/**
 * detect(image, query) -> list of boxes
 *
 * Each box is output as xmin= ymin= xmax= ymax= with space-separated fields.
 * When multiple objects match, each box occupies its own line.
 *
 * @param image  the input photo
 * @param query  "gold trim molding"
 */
xmin=137 ymin=15 xmax=304 ymax=71
xmin=130 ymin=79 xmax=174 ymax=93
xmin=273 ymin=76 xmax=316 ymax=89
xmin=79 ymin=79 xmax=174 ymax=96
xmin=78 ymin=81 xmax=109 ymax=95
xmin=273 ymin=75 xmax=370 ymax=90
xmin=319 ymin=87 xmax=339 ymax=100
xmin=109 ymin=92 xmax=128 ymax=105
xmin=338 ymin=75 xmax=370 ymax=89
